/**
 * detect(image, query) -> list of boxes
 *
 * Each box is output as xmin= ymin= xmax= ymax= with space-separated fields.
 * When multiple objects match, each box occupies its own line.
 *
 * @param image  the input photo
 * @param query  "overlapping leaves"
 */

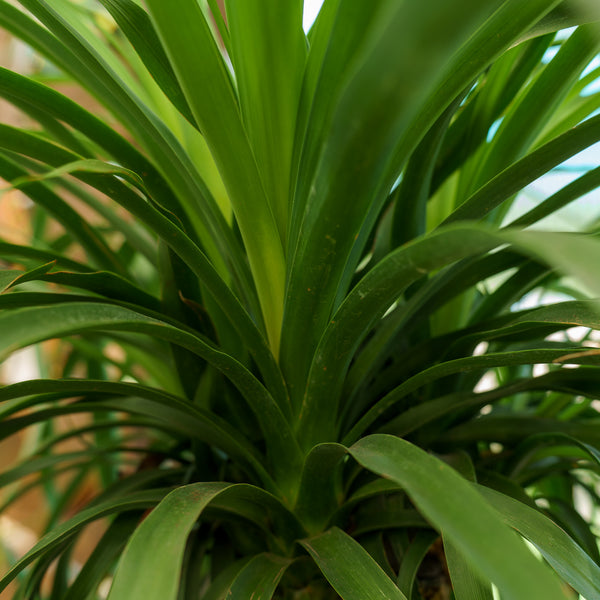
xmin=0 ymin=1 xmax=599 ymax=599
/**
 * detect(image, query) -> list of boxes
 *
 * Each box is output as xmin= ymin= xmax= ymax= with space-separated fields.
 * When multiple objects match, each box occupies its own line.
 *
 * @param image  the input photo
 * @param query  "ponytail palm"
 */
xmin=1 ymin=1 xmax=600 ymax=598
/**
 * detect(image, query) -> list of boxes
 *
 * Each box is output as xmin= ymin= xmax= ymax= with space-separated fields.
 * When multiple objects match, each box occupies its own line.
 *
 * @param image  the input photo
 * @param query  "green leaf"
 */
xmin=441 ymin=415 xmax=600 ymax=448
xmin=108 ymin=483 xmax=231 ymax=600
xmin=443 ymin=114 xmax=600 ymax=225
xmin=282 ymin=0 xmax=524 ymax=404
xmin=462 ymin=23 xmax=600 ymax=198
xmin=0 ymin=26 xmax=246 ymax=287
xmin=521 ymin=2 xmax=600 ymax=42
xmin=64 ymin=513 xmax=141 ymax=600
xmin=351 ymin=509 xmax=428 ymax=536
xmin=0 ymin=58 xmax=185 ymax=224
xmin=350 ymin=435 xmax=567 ymax=600
xmin=97 ymin=0 xmax=198 ymax=127
xmin=0 ymin=241 xmax=91 ymax=273
xmin=478 ymin=299 xmax=600 ymax=341
xmin=387 ymin=0 xmax=563 ymax=190
xmin=0 ymin=303 xmax=301 ymax=494
xmin=225 ymin=553 xmax=292 ymax=600
xmin=0 ymin=450 xmax=121 ymax=490
xmin=0 ymin=378 xmax=269 ymax=485
xmin=443 ymin=458 xmax=493 ymax=600
xmin=545 ymin=497 xmax=600 ymax=565
xmin=294 ymin=443 xmax=346 ymax=533
xmin=301 ymin=527 xmax=407 ymax=600
xmin=345 ymin=347 xmax=588 ymax=443
xmin=201 ymin=558 xmax=251 ymax=600
xmin=510 ymin=432 xmax=600 ymax=476
xmin=2 ymin=261 xmax=161 ymax=311
xmin=145 ymin=0 xmax=286 ymax=353
xmin=0 ymin=269 xmax=25 ymax=292
xmin=432 ymin=36 xmax=552 ymax=194
xmin=0 ymin=489 xmax=166 ymax=593
xmin=478 ymin=485 xmax=600 ymax=600
xmin=396 ymin=531 xmax=438 ymax=598
xmin=342 ymin=249 xmax=530 ymax=403
xmin=6 ymin=158 xmax=145 ymax=190
xmin=500 ymin=233 xmax=600 ymax=300
xmin=205 ymin=483 xmax=305 ymax=547
xmin=107 ymin=482 xmax=301 ymax=600
xmin=444 ymin=541 xmax=493 ymax=600
xmin=0 ymin=152 xmax=122 ymax=273
xmin=508 ymin=165 xmax=600 ymax=229
xmin=0 ymin=122 xmax=284 ymax=400
xmin=299 ymin=226 xmax=600 ymax=448
xmin=32 ymin=270 xmax=161 ymax=311
xmin=226 ymin=0 xmax=306 ymax=243
xmin=298 ymin=225 xmax=501 ymax=446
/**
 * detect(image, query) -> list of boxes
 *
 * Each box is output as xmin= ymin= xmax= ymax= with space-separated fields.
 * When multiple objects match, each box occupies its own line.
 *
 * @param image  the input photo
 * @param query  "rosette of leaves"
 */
xmin=0 ymin=1 xmax=600 ymax=599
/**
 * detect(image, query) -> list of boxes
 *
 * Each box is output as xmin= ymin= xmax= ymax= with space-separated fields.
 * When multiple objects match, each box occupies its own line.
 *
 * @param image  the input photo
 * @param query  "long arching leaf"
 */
xmin=107 ymin=483 xmax=232 ymax=600
xmin=349 ymin=434 xmax=567 ymax=600
xmin=301 ymin=527 xmax=408 ymax=600
xmin=477 ymin=485 xmax=600 ymax=600
xmin=0 ymin=303 xmax=302 ymax=494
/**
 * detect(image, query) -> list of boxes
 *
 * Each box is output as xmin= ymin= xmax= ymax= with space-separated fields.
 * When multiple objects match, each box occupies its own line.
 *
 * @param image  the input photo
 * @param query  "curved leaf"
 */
xmin=520 ymin=2 xmax=600 ymax=42
xmin=3 ymin=261 xmax=161 ymax=311
xmin=0 ymin=378 xmax=270 ymax=485
xmin=225 ymin=553 xmax=292 ymax=600
xmin=0 ymin=489 xmax=166 ymax=593
xmin=350 ymin=434 xmax=567 ymax=600
xmin=108 ymin=482 xmax=301 ymax=600
xmin=145 ymin=0 xmax=286 ymax=353
xmin=107 ymin=483 xmax=231 ymax=600
xmin=0 ymin=122 xmax=285 ymax=401
xmin=294 ymin=443 xmax=346 ymax=533
xmin=0 ymin=302 xmax=300 ymax=490
xmin=205 ymin=483 xmax=305 ymax=547
xmin=396 ymin=531 xmax=438 ymax=598
xmin=445 ymin=541 xmax=493 ymax=600
xmin=442 ymin=114 xmax=600 ymax=225
xmin=97 ymin=0 xmax=198 ymax=126
xmin=344 ymin=347 xmax=591 ymax=444
xmin=63 ymin=513 xmax=141 ymax=600
xmin=0 ymin=241 xmax=91 ymax=272
xmin=301 ymin=527 xmax=407 ymax=600
xmin=478 ymin=484 xmax=600 ymax=600
xmin=0 ymin=152 xmax=122 ymax=273
xmin=299 ymin=225 xmax=600 ymax=448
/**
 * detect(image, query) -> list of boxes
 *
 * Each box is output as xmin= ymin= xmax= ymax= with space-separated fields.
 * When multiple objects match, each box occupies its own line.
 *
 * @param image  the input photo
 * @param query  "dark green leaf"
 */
xmin=0 ymin=489 xmax=166 ymax=593
xmin=225 ymin=553 xmax=292 ymax=600
xmin=107 ymin=483 xmax=231 ymax=600
xmin=301 ymin=527 xmax=407 ymax=600
xmin=350 ymin=435 xmax=567 ymax=600
xmin=478 ymin=485 xmax=600 ymax=599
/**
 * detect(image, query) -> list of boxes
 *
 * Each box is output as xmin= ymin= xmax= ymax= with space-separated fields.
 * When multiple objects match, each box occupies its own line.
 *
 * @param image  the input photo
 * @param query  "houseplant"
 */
xmin=1 ymin=0 xmax=600 ymax=597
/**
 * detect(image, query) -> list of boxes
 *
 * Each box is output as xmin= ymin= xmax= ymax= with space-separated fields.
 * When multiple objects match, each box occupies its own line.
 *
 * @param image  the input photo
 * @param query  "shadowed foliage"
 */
xmin=0 ymin=1 xmax=600 ymax=598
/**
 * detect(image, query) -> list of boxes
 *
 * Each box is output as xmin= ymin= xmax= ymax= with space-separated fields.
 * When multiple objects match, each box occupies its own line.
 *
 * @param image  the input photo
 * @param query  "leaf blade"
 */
xmin=301 ymin=527 xmax=407 ymax=600
xmin=478 ymin=485 xmax=600 ymax=600
xmin=107 ymin=483 xmax=231 ymax=600
xmin=225 ymin=553 xmax=292 ymax=600
xmin=350 ymin=435 xmax=567 ymax=600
